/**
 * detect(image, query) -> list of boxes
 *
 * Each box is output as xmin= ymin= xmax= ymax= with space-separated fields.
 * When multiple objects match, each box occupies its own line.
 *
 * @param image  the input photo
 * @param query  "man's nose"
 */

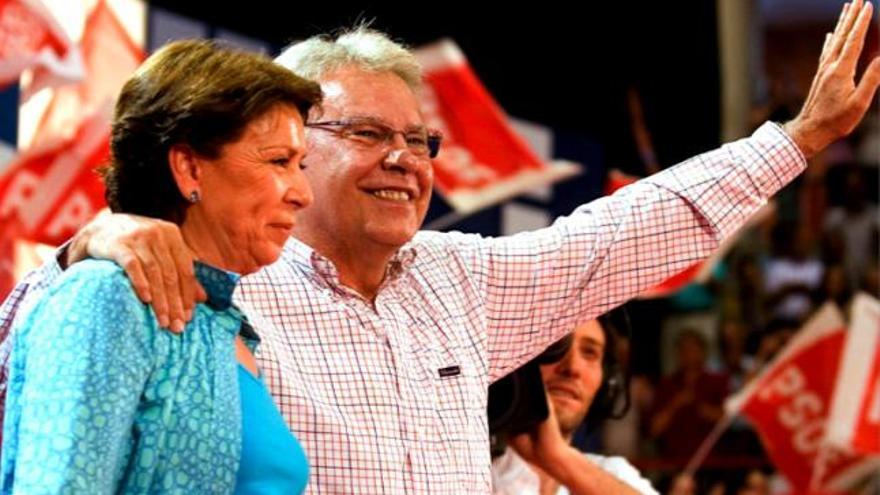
xmin=382 ymin=148 xmax=424 ymax=174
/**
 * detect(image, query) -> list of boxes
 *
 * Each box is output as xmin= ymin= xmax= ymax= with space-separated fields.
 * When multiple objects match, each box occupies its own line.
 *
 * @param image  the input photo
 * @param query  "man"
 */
xmin=1 ymin=2 xmax=878 ymax=493
xmin=492 ymin=318 xmax=659 ymax=494
xmin=648 ymin=329 xmax=728 ymax=461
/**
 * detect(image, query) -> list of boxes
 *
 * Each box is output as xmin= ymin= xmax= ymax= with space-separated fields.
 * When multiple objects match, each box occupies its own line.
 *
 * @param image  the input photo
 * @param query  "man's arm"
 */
xmin=59 ymin=213 xmax=204 ymax=332
xmin=458 ymin=0 xmax=879 ymax=382
xmin=540 ymin=449 xmax=644 ymax=495
xmin=508 ymin=407 xmax=655 ymax=495
xmin=0 ymin=262 xmax=60 ymax=344
xmin=0 ymin=259 xmax=63 ymax=380
xmin=469 ymin=117 xmax=804 ymax=381
xmin=0 ymin=255 xmax=67 ymax=447
xmin=0 ymin=213 xmax=205 ymax=411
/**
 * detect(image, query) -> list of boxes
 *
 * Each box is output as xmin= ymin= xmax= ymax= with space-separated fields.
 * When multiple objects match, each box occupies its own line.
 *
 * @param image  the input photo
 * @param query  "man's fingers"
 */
xmin=176 ymin=261 xmax=197 ymax=324
xmin=820 ymin=33 xmax=834 ymax=66
xmin=832 ymin=2 xmax=852 ymax=43
xmin=166 ymin=227 xmax=201 ymax=322
xmin=839 ymin=1 xmax=875 ymax=74
xmin=150 ymin=239 xmax=186 ymax=333
xmin=830 ymin=0 xmax=862 ymax=61
xmin=119 ymin=252 xmax=151 ymax=304
xmin=75 ymin=213 xmax=196 ymax=330
xmin=835 ymin=2 xmax=853 ymax=36
xmin=133 ymin=243 xmax=170 ymax=328
xmin=806 ymin=33 xmax=835 ymax=109
xmin=853 ymin=56 xmax=880 ymax=111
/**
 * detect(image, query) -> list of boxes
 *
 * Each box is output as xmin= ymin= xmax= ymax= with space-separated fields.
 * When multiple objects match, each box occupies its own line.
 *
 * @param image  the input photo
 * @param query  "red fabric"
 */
xmin=0 ymin=1 xmax=142 ymax=249
xmin=737 ymin=325 xmax=863 ymax=491
xmin=27 ymin=0 xmax=142 ymax=149
xmin=0 ymin=216 xmax=22 ymax=301
xmin=423 ymin=63 xmax=545 ymax=192
xmin=846 ymin=298 xmax=880 ymax=456
xmin=852 ymin=348 xmax=880 ymax=455
xmin=0 ymin=0 xmax=76 ymax=90
xmin=0 ymin=112 xmax=110 ymax=245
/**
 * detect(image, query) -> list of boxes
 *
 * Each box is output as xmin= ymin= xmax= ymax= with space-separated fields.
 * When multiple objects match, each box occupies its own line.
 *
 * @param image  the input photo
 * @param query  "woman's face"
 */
xmin=183 ymin=103 xmax=312 ymax=274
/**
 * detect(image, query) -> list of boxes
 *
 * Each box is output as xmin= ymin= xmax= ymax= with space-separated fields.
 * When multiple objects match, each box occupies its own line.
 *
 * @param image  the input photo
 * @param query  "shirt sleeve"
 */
xmin=459 ymin=122 xmax=806 ymax=380
xmin=0 ymin=253 xmax=65 ymax=445
xmin=1 ymin=262 xmax=155 ymax=494
xmin=584 ymin=454 xmax=659 ymax=495
xmin=0 ymin=253 xmax=64 ymax=359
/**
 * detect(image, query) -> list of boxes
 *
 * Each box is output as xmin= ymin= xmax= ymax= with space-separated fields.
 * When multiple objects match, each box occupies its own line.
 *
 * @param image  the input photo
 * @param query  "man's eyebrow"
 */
xmin=343 ymin=114 xmax=427 ymax=132
xmin=579 ymin=337 xmax=605 ymax=349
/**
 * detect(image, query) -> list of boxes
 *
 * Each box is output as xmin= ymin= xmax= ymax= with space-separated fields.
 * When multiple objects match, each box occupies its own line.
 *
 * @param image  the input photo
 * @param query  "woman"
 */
xmin=0 ymin=39 xmax=321 ymax=493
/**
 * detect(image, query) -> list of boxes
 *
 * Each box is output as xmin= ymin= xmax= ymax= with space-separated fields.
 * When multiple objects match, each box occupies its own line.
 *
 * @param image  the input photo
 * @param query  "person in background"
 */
xmin=493 ymin=316 xmax=658 ymax=494
xmin=648 ymin=330 xmax=728 ymax=462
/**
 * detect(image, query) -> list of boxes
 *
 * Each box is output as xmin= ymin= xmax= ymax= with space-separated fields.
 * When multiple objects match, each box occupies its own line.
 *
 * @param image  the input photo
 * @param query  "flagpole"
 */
xmin=809 ymin=446 xmax=830 ymax=492
xmin=683 ymin=411 xmax=736 ymax=478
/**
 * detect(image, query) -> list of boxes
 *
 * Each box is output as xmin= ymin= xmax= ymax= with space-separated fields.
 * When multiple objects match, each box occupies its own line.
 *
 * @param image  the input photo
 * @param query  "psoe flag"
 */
xmin=825 ymin=293 xmax=880 ymax=456
xmin=414 ymin=39 xmax=580 ymax=215
xmin=724 ymin=303 xmax=876 ymax=492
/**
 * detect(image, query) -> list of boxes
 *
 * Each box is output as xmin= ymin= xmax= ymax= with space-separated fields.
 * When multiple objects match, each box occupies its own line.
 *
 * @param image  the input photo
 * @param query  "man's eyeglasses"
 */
xmin=306 ymin=118 xmax=443 ymax=159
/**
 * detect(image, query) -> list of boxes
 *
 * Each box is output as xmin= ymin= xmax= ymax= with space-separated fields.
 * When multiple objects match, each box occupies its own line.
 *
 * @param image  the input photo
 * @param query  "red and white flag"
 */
xmin=0 ymin=0 xmax=83 ymax=98
xmin=825 ymin=293 xmax=880 ymax=456
xmin=0 ymin=0 xmax=143 ymax=300
xmin=414 ymin=39 xmax=580 ymax=215
xmin=724 ymin=303 xmax=879 ymax=492
xmin=24 ymin=0 xmax=142 ymax=149
xmin=0 ymin=110 xmax=109 ymax=246
xmin=0 ymin=0 xmax=142 ymax=244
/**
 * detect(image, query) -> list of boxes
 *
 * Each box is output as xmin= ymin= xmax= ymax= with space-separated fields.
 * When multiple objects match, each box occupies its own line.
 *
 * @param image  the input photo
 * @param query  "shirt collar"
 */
xmin=194 ymin=262 xmax=240 ymax=310
xmin=282 ymin=237 xmax=418 ymax=285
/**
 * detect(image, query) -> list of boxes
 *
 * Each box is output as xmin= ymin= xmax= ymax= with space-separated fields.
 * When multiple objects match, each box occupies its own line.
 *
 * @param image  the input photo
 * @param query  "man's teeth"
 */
xmin=373 ymin=189 xmax=411 ymax=201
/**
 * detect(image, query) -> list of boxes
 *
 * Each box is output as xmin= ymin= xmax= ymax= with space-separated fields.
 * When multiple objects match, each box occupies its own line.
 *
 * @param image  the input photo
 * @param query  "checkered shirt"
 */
xmin=0 ymin=123 xmax=804 ymax=493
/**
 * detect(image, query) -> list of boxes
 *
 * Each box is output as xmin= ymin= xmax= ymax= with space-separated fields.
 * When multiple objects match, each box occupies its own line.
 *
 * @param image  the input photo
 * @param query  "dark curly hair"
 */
xmin=102 ymin=39 xmax=322 ymax=224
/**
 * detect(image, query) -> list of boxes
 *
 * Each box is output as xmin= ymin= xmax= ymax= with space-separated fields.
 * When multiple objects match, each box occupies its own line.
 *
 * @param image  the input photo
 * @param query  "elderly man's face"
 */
xmin=297 ymin=67 xmax=433 ymax=252
xmin=539 ymin=320 xmax=606 ymax=435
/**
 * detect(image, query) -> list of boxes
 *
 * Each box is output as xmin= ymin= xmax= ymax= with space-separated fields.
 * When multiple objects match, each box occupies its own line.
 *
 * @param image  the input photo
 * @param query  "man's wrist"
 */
xmin=62 ymin=226 xmax=91 ymax=270
xmin=781 ymin=118 xmax=821 ymax=159
xmin=543 ymin=445 xmax=582 ymax=485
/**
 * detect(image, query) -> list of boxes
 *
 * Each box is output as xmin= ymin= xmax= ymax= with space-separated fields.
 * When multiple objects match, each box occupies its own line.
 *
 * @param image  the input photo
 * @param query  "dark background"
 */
xmin=146 ymin=1 xmax=722 ymax=172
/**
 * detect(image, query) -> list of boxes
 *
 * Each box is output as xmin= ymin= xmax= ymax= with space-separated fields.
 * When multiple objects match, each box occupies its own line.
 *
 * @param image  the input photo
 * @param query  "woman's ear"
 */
xmin=168 ymin=144 xmax=202 ymax=200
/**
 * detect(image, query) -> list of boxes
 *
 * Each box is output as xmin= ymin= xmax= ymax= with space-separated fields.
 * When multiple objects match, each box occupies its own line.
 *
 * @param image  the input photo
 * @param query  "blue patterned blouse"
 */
xmin=0 ymin=259 xmax=282 ymax=494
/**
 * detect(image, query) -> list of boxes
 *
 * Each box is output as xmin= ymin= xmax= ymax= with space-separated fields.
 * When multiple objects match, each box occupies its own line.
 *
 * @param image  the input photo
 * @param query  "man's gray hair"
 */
xmin=275 ymin=26 xmax=423 ymax=91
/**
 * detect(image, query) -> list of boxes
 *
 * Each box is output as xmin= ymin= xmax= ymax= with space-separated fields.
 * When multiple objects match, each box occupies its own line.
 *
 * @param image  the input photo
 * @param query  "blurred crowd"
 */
xmin=591 ymin=117 xmax=879 ymax=493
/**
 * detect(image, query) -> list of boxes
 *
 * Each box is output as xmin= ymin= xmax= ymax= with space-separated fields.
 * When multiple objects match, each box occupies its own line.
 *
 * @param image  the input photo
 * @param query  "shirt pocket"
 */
xmin=411 ymin=341 xmax=472 ymax=438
